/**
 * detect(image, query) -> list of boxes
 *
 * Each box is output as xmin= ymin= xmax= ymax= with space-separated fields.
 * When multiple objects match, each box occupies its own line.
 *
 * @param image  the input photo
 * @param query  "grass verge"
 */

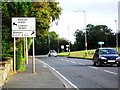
xmin=58 ymin=47 xmax=120 ymax=59
xmin=58 ymin=49 xmax=95 ymax=59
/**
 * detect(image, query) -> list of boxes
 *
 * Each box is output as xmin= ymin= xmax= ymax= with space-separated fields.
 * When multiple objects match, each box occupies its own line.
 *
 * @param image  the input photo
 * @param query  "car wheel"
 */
xmin=98 ymin=60 xmax=102 ymax=66
xmin=93 ymin=62 xmax=96 ymax=66
xmin=48 ymin=54 xmax=50 ymax=57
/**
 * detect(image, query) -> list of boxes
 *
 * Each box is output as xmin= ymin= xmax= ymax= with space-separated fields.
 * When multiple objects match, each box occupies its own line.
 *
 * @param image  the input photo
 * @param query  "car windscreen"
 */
xmin=100 ymin=49 xmax=117 ymax=54
xmin=50 ymin=50 xmax=56 ymax=53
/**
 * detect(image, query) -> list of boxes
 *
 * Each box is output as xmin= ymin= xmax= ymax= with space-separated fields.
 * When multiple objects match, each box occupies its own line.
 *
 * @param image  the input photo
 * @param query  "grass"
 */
xmin=58 ymin=47 xmax=120 ymax=59
xmin=58 ymin=49 xmax=95 ymax=59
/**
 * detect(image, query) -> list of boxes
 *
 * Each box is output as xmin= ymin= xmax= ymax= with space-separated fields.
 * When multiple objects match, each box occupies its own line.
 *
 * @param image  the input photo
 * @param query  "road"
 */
xmin=36 ymin=56 xmax=119 ymax=89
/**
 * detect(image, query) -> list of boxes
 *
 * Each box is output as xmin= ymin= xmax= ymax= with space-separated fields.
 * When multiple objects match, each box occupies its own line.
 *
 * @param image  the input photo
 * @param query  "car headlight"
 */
xmin=100 ymin=57 xmax=107 ymax=60
xmin=116 ymin=57 xmax=120 ymax=60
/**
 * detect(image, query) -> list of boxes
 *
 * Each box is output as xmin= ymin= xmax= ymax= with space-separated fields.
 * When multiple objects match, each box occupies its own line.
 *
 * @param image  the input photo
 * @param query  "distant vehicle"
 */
xmin=93 ymin=48 xmax=120 ymax=66
xmin=48 ymin=50 xmax=57 ymax=57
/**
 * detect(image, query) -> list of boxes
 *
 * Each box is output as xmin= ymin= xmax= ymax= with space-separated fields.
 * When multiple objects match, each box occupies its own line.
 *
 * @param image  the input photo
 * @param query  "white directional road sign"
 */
xmin=12 ymin=17 xmax=36 ymax=37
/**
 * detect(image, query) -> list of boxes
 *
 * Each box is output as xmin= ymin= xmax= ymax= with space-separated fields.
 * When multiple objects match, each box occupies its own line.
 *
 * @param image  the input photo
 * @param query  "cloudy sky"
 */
xmin=50 ymin=0 xmax=119 ymax=43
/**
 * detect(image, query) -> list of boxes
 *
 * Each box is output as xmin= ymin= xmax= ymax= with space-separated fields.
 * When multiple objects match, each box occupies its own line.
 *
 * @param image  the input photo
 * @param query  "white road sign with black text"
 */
xmin=12 ymin=17 xmax=36 ymax=37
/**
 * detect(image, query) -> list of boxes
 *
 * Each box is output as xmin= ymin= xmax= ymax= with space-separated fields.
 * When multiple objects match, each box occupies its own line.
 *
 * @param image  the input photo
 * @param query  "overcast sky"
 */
xmin=50 ymin=0 xmax=119 ymax=43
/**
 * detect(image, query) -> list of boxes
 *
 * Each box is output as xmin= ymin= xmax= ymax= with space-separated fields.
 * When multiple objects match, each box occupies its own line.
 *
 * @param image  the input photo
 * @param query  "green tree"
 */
xmin=74 ymin=29 xmax=84 ymax=50
xmin=2 ymin=1 xmax=62 ymax=71
xmin=74 ymin=24 xmax=114 ymax=51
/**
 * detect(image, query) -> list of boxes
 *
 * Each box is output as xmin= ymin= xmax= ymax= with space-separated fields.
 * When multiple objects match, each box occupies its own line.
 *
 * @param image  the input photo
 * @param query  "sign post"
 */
xmin=26 ymin=37 xmax=28 ymax=64
xmin=12 ymin=17 xmax=36 ymax=73
xmin=13 ymin=38 xmax=16 ymax=72
xmin=32 ymin=38 xmax=35 ymax=74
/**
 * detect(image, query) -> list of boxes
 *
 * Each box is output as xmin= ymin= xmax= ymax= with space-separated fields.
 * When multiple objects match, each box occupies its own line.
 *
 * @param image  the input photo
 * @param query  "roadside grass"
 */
xmin=58 ymin=47 xmax=120 ymax=59
xmin=58 ymin=49 xmax=95 ymax=59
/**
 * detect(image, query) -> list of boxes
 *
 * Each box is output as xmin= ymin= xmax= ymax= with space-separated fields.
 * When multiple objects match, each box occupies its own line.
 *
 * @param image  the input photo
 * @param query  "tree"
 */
xmin=2 ymin=1 xmax=62 ymax=71
xmin=33 ymin=2 xmax=62 ymax=36
xmin=73 ymin=24 xmax=115 ymax=51
xmin=29 ymin=31 xmax=59 ymax=55
xmin=74 ymin=29 xmax=84 ymax=51
xmin=2 ymin=2 xmax=34 ymax=54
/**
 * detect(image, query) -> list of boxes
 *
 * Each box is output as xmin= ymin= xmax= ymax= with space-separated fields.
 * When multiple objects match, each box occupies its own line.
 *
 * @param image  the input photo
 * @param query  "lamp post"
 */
xmin=55 ymin=20 xmax=59 ymax=53
xmin=115 ymin=20 xmax=119 ymax=53
xmin=73 ymin=10 xmax=88 ymax=55
xmin=48 ymin=18 xmax=52 ymax=51
xmin=105 ymin=32 xmax=109 ymax=47
xmin=68 ymin=25 xmax=70 ymax=55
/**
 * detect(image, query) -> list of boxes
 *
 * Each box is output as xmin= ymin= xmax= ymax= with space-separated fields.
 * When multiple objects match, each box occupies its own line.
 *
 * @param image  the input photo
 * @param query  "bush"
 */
xmin=16 ymin=43 xmax=25 ymax=71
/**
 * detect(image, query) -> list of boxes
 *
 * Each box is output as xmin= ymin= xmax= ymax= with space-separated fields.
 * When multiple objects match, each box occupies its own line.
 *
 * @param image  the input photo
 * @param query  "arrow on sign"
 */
xmin=31 ymin=31 xmax=35 ymax=35
xmin=13 ymin=22 xmax=17 ymax=26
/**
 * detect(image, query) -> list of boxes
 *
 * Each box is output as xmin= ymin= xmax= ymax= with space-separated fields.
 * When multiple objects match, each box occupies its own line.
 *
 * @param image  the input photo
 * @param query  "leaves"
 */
xmin=2 ymin=1 xmax=62 ymax=55
xmin=74 ymin=24 xmax=116 ymax=50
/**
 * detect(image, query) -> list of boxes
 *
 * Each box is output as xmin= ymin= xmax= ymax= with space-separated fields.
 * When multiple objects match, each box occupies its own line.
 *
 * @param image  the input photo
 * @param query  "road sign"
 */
xmin=12 ymin=17 xmax=36 ymax=37
xmin=12 ymin=30 xmax=36 ymax=37
xmin=98 ymin=41 xmax=104 ymax=45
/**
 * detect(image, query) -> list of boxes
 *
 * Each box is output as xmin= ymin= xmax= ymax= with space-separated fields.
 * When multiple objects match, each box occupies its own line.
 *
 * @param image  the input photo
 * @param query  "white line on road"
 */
xmin=70 ymin=61 xmax=76 ymax=63
xmin=89 ymin=66 xmax=98 ymax=70
xmin=36 ymin=59 xmax=78 ymax=89
xmin=104 ymin=70 xmax=117 ymax=75
xmin=71 ymin=61 xmax=77 ymax=64
xmin=65 ymin=60 xmax=70 ymax=62
xmin=78 ymin=63 xmax=85 ymax=65
xmin=61 ymin=59 xmax=64 ymax=61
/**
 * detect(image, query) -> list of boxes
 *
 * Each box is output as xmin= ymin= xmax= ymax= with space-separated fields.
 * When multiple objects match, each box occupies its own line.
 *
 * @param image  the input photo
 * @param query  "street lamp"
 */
xmin=68 ymin=25 xmax=70 ymax=55
xmin=105 ymin=32 xmax=109 ymax=47
xmin=55 ymin=20 xmax=60 ymax=53
xmin=73 ymin=10 xmax=88 ymax=55
xmin=48 ymin=17 xmax=53 ymax=51
xmin=115 ymin=20 xmax=119 ymax=53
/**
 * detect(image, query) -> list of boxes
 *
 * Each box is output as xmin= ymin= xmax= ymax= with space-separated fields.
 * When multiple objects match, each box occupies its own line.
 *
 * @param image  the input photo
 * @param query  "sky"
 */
xmin=50 ymin=0 xmax=119 ymax=43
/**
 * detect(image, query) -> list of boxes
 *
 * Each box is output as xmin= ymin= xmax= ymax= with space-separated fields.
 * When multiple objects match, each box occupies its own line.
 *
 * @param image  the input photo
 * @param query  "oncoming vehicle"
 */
xmin=48 ymin=50 xmax=57 ymax=57
xmin=93 ymin=48 xmax=120 ymax=66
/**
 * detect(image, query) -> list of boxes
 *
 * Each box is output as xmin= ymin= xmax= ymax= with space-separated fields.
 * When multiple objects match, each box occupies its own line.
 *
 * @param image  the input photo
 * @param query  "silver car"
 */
xmin=48 ymin=50 xmax=57 ymax=57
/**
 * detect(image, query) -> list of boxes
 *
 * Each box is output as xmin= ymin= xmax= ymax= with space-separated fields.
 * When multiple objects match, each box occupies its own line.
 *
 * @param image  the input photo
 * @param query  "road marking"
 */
xmin=71 ymin=61 xmax=76 ymax=64
xmin=70 ymin=61 xmax=75 ymax=63
xmin=36 ymin=59 xmax=78 ymax=89
xmin=65 ymin=60 xmax=70 ymax=62
xmin=55 ymin=70 xmax=78 ymax=89
xmin=78 ymin=63 xmax=85 ymax=65
xmin=43 ymin=65 xmax=47 ymax=68
xmin=104 ymin=70 xmax=117 ymax=75
xmin=89 ymin=66 xmax=98 ymax=70
xmin=61 ymin=59 xmax=64 ymax=61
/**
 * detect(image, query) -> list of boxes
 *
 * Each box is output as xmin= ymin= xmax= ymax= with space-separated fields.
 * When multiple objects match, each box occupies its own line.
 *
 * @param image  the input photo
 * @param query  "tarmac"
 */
xmin=1 ymin=57 xmax=66 ymax=89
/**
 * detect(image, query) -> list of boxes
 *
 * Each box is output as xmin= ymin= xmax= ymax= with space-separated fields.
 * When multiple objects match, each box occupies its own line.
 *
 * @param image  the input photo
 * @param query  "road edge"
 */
xmin=36 ymin=58 xmax=79 ymax=89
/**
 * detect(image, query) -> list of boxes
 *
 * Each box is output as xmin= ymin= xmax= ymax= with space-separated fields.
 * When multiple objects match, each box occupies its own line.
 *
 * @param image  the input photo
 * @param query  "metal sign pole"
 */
xmin=32 ymin=38 xmax=36 ymax=74
xmin=24 ymin=38 xmax=25 ymax=58
xmin=26 ymin=37 xmax=28 ymax=64
xmin=14 ymin=38 xmax=16 ymax=72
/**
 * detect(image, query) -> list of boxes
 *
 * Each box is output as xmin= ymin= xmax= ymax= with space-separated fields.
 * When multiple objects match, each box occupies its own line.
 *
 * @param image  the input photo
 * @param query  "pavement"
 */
xmin=1 ymin=57 xmax=65 ymax=89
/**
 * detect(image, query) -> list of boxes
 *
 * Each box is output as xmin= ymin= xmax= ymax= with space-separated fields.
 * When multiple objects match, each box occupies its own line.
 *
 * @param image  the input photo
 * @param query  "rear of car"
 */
xmin=93 ymin=48 xmax=120 ymax=66
xmin=48 ymin=50 xmax=57 ymax=57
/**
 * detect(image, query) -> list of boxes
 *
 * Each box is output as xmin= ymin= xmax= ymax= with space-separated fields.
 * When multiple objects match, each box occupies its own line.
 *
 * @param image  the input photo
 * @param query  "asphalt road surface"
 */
xmin=36 ymin=56 xmax=119 ymax=89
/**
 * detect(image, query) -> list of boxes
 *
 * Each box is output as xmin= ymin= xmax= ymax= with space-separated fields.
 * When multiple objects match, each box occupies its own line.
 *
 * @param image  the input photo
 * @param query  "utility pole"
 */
xmin=48 ymin=18 xmax=52 ymax=51
xmin=68 ymin=25 xmax=70 ymax=55
xmin=55 ymin=20 xmax=59 ymax=53
xmin=73 ymin=10 xmax=88 ymax=55
xmin=115 ymin=20 xmax=119 ymax=53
